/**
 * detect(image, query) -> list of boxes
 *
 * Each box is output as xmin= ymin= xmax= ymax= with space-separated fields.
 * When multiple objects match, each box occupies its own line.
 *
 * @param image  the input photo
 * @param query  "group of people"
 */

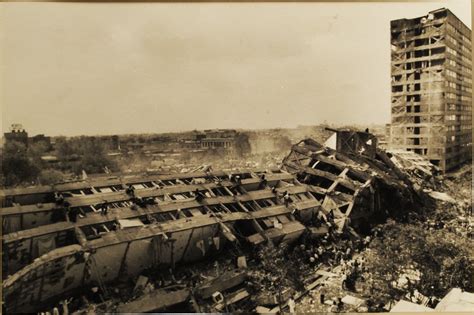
xmin=341 ymin=257 xmax=366 ymax=292
xmin=318 ymin=284 xmax=345 ymax=312
xmin=38 ymin=298 xmax=72 ymax=315
xmin=53 ymin=190 xmax=113 ymax=223
xmin=52 ymin=192 xmax=79 ymax=223
xmin=310 ymin=209 xmax=336 ymax=232
xmin=294 ymin=229 xmax=357 ymax=269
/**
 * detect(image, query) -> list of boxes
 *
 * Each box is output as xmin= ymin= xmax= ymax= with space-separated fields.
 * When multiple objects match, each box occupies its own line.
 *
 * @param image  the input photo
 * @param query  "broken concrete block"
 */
xmin=256 ymin=306 xmax=271 ymax=313
xmin=118 ymin=219 xmax=145 ymax=229
xmin=219 ymin=222 xmax=237 ymax=242
xmin=247 ymin=233 xmax=265 ymax=245
xmin=272 ymin=218 xmax=283 ymax=229
xmin=197 ymin=269 xmax=247 ymax=299
xmin=315 ymin=270 xmax=338 ymax=278
xmin=212 ymin=291 xmax=224 ymax=304
xmin=133 ymin=275 xmax=148 ymax=294
xmin=215 ymin=289 xmax=250 ymax=311
xmin=254 ymin=287 xmax=294 ymax=306
xmin=143 ymin=283 xmax=155 ymax=294
xmin=254 ymin=292 xmax=278 ymax=306
xmin=237 ymin=256 xmax=247 ymax=269
xmin=308 ymin=226 xmax=329 ymax=237
xmin=288 ymin=298 xmax=296 ymax=313
xmin=117 ymin=288 xmax=190 ymax=313
xmin=428 ymin=191 xmax=456 ymax=203
xmin=342 ymin=295 xmax=364 ymax=306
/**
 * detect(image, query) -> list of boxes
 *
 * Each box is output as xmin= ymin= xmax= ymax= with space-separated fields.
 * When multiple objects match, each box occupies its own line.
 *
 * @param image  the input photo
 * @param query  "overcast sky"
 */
xmin=1 ymin=1 xmax=471 ymax=136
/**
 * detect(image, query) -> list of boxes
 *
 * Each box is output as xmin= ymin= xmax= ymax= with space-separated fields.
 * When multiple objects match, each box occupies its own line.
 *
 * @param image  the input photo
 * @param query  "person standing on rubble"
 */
xmin=363 ymin=235 xmax=371 ymax=247
xmin=406 ymin=276 xmax=413 ymax=297
xmin=62 ymin=199 xmax=71 ymax=219
xmin=337 ymin=297 xmax=344 ymax=312
xmin=317 ymin=246 xmax=324 ymax=262
xmin=234 ymin=175 xmax=242 ymax=185
xmin=341 ymin=272 xmax=348 ymax=290
xmin=68 ymin=206 xmax=79 ymax=223
xmin=319 ymin=284 xmax=327 ymax=304
xmin=327 ymin=210 xmax=335 ymax=222
xmin=195 ymin=189 xmax=205 ymax=203
xmin=334 ymin=249 xmax=343 ymax=265
xmin=125 ymin=184 xmax=135 ymax=197
xmin=54 ymin=192 xmax=65 ymax=206
xmin=329 ymin=300 xmax=340 ymax=313
xmin=100 ymin=202 xmax=109 ymax=216
xmin=353 ymin=259 xmax=360 ymax=272
xmin=283 ymin=191 xmax=291 ymax=207
xmin=258 ymin=174 xmax=268 ymax=190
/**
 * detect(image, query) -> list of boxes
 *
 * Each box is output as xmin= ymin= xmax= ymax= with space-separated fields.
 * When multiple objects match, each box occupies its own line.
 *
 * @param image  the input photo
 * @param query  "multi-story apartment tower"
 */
xmin=390 ymin=8 xmax=472 ymax=171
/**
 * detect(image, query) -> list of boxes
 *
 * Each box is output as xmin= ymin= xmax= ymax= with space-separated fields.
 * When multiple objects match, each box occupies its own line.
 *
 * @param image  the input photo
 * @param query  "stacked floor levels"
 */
xmin=2 ymin=131 xmax=428 ymax=313
xmin=390 ymin=8 xmax=472 ymax=171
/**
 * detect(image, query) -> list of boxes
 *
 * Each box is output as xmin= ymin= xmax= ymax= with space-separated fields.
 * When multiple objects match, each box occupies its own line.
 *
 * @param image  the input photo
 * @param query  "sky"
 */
xmin=1 ymin=1 xmax=471 ymax=136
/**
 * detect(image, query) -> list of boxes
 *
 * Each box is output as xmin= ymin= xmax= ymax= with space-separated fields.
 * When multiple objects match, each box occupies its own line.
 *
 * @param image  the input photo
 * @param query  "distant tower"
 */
xmin=4 ymin=123 xmax=29 ymax=147
xmin=390 ymin=8 xmax=472 ymax=171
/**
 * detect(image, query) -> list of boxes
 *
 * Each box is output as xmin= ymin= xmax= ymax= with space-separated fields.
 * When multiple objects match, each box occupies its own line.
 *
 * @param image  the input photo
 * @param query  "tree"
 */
xmin=1 ymin=141 xmax=40 ymax=187
xmin=74 ymin=140 xmax=118 ymax=174
xmin=362 ymin=219 xmax=473 ymax=302
xmin=53 ymin=137 xmax=119 ymax=175
xmin=28 ymin=141 xmax=50 ymax=159
xmin=55 ymin=137 xmax=75 ymax=160
xmin=38 ymin=169 xmax=66 ymax=185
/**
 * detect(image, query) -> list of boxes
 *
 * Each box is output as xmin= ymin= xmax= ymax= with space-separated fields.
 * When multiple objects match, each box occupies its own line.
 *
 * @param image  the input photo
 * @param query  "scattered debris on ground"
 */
xmin=2 ymin=130 xmax=472 ymax=314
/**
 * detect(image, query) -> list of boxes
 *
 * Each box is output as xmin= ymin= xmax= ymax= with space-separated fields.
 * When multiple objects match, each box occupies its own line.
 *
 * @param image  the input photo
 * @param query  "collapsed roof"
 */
xmin=282 ymin=130 xmax=424 ymax=231
xmin=1 ymin=130 xmax=430 ymax=313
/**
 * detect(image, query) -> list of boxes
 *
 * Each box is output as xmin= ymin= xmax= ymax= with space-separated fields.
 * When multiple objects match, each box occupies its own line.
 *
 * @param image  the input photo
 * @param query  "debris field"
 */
xmin=1 ymin=130 xmax=471 ymax=314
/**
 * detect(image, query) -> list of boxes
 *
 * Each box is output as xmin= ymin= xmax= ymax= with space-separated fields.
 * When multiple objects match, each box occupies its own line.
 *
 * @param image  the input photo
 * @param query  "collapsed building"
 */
xmin=282 ymin=129 xmax=426 ymax=232
xmin=1 ymin=130 xmax=432 ymax=313
xmin=1 ymin=169 xmax=316 ymax=313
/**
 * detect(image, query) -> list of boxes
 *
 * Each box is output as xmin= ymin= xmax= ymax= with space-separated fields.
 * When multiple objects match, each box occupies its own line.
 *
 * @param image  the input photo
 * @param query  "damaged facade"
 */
xmin=389 ymin=8 xmax=472 ymax=171
xmin=282 ymin=129 xmax=425 ymax=232
xmin=2 ymin=169 xmax=315 ymax=313
xmin=2 ymin=131 xmax=433 ymax=313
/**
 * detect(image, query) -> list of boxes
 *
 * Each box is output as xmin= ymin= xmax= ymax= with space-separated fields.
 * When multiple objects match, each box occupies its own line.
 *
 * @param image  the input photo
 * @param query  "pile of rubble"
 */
xmin=2 ymin=129 xmax=468 ymax=314
xmin=282 ymin=130 xmax=424 ymax=231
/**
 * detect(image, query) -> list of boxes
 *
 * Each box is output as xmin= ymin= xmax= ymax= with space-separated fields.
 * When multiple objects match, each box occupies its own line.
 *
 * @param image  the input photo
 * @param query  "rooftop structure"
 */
xmin=4 ymin=123 xmax=28 ymax=147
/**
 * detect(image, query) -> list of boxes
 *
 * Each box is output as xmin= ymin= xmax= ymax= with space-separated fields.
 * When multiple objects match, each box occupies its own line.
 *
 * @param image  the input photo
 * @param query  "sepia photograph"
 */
xmin=0 ymin=0 xmax=472 ymax=313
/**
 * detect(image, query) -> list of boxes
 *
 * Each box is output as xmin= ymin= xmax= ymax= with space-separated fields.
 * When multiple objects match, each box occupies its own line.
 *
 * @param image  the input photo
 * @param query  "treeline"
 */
xmin=1 ymin=137 xmax=118 ymax=187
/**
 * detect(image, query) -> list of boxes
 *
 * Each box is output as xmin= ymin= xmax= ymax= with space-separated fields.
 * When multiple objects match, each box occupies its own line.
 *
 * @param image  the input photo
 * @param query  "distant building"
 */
xmin=199 ymin=129 xmax=238 ymax=151
xmin=4 ymin=124 xmax=28 ymax=147
xmin=390 ymin=8 xmax=472 ymax=171
xmin=30 ymin=134 xmax=52 ymax=150
xmin=181 ymin=139 xmax=201 ymax=149
xmin=200 ymin=138 xmax=236 ymax=150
